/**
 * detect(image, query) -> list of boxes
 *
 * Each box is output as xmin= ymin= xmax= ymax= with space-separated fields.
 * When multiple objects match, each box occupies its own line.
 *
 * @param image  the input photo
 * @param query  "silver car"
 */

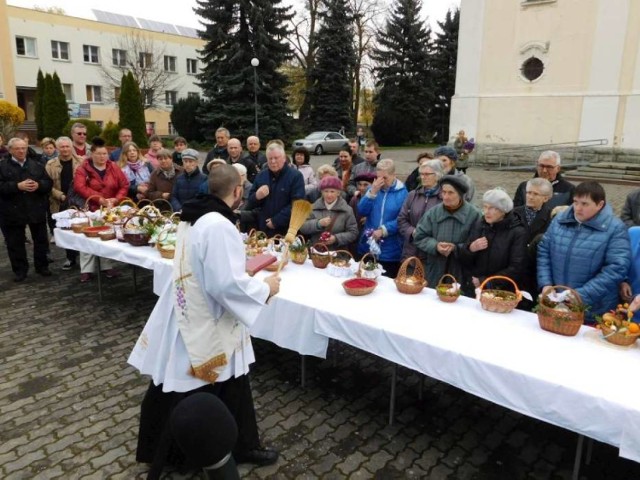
xmin=291 ymin=131 xmax=349 ymax=155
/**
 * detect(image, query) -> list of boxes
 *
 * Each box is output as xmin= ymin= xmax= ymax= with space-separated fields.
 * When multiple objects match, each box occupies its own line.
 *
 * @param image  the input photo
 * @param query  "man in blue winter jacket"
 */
xmin=537 ymin=181 xmax=630 ymax=323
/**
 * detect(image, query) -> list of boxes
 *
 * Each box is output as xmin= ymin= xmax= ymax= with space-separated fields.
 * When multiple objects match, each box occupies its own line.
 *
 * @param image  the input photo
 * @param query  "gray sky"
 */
xmin=8 ymin=0 xmax=461 ymax=32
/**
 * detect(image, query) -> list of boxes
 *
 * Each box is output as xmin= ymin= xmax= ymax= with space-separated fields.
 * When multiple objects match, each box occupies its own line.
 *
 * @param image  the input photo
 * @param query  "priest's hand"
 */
xmin=264 ymin=273 xmax=281 ymax=299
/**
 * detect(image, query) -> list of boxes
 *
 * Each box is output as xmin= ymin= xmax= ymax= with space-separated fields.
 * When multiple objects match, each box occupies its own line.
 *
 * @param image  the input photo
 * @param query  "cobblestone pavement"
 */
xmin=1 ymin=160 xmax=640 ymax=479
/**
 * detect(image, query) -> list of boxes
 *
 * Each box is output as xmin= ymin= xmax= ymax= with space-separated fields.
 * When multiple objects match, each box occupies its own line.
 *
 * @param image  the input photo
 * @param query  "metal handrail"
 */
xmin=483 ymin=139 xmax=608 ymax=168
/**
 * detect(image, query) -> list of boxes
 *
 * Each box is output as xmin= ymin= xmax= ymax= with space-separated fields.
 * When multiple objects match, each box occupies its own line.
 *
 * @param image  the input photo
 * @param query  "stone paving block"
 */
xmin=413 ymin=448 xmax=444 ymax=472
xmin=440 ymin=445 xmax=467 ymax=469
xmin=429 ymin=463 xmax=454 ymax=479
xmin=3 ymin=449 xmax=47 ymax=475
xmin=89 ymin=444 xmax=129 ymax=470
xmin=362 ymin=448 xmax=394 ymax=472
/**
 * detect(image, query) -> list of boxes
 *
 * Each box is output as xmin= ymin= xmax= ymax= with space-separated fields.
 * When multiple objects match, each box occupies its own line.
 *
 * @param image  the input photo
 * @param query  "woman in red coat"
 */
xmin=73 ymin=138 xmax=129 ymax=282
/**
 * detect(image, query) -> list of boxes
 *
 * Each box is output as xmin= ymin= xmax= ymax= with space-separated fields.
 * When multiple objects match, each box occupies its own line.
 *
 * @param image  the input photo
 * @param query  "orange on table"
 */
xmin=628 ymin=322 xmax=640 ymax=334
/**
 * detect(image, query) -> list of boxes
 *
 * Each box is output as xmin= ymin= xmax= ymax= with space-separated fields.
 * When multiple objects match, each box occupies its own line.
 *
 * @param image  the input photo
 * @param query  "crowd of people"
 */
xmin=5 ymin=125 xmax=640 ymax=475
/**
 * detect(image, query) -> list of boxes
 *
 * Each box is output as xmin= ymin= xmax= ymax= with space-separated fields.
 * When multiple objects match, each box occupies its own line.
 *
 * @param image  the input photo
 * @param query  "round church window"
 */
xmin=521 ymin=57 xmax=544 ymax=82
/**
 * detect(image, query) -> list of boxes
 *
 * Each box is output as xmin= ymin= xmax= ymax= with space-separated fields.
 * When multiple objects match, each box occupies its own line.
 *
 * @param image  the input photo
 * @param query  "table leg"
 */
xmin=96 ymin=257 xmax=103 ymax=302
xmin=300 ymin=355 xmax=306 ymax=388
xmin=389 ymin=363 xmax=397 ymax=426
xmin=133 ymin=265 xmax=138 ymax=292
xmin=572 ymin=434 xmax=584 ymax=480
xmin=585 ymin=437 xmax=594 ymax=465
xmin=418 ymin=374 xmax=424 ymax=401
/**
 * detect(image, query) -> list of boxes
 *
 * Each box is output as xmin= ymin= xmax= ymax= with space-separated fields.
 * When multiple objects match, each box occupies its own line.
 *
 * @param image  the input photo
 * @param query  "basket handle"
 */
xmin=478 ymin=275 xmax=521 ymax=298
xmin=331 ymin=250 xmax=354 ymax=264
xmin=438 ymin=273 xmax=458 ymax=285
xmin=119 ymin=197 xmax=137 ymax=208
xmin=84 ymin=194 xmax=103 ymax=210
xmin=311 ymin=242 xmax=329 ymax=254
xmin=151 ymin=198 xmax=174 ymax=213
xmin=541 ymin=285 xmax=584 ymax=307
xmin=398 ymin=256 xmax=424 ymax=278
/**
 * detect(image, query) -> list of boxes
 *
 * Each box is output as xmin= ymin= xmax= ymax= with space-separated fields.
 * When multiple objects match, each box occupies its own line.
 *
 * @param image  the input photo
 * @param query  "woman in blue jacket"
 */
xmin=357 ymin=159 xmax=408 ymax=277
xmin=537 ymin=181 xmax=630 ymax=324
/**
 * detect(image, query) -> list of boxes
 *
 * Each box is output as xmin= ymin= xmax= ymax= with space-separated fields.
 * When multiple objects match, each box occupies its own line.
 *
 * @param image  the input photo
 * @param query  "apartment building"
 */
xmin=0 ymin=0 xmax=204 ymax=137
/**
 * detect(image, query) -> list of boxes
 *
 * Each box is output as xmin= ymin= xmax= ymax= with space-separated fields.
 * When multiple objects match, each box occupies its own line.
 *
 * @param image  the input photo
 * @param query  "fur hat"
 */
xmin=319 ymin=176 xmax=342 ymax=191
xmin=483 ymin=188 xmax=513 ymax=213
xmin=354 ymin=172 xmax=376 ymax=184
xmin=433 ymin=146 xmax=458 ymax=162
xmin=439 ymin=175 xmax=468 ymax=196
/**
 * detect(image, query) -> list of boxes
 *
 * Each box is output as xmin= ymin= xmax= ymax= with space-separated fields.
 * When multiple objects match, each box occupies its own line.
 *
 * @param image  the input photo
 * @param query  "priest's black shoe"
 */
xmin=234 ymin=448 xmax=278 ymax=466
xmin=36 ymin=268 xmax=52 ymax=277
xmin=14 ymin=273 xmax=27 ymax=282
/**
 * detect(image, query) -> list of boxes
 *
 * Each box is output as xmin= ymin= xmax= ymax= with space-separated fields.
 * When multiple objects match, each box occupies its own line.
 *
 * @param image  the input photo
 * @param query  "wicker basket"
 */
xmin=158 ymin=246 xmax=176 ymax=259
xmin=395 ymin=256 xmax=427 ymax=294
xmin=342 ymin=278 xmax=377 ymax=296
xmin=289 ymin=235 xmax=308 ymax=264
xmin=436 ymin=273 xmax=461 ymax=303
xmin=357 ymin=252 xmax=381 ymax=279
xmin=600 ymin=325 xmax=640 ymax=347
xmin=122 ymin=215 xmax=152 ymax=247
xmin=310 ymin=243 xmax=331 ymax=269
xmin=478 ymin=275 xmax=521 ymax=313
xmin=98 ymin=229 xmax=116 ymax=241
xmin=537 ymin=286 xmax=584 ymax=336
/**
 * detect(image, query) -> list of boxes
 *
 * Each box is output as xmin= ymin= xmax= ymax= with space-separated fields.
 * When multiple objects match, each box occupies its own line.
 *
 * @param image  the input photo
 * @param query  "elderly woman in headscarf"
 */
xmin=458 ymin=188 xmax=528 ymax=295
xmin=398 ymin=159 xmax=444 ymax=260
xmin=434 ymin=145 xmax=475 ymax=203
xmin=299 ymin=175 xmax=358 ymax=249
xmin=413 ymin=175 xmax=481 ymax=294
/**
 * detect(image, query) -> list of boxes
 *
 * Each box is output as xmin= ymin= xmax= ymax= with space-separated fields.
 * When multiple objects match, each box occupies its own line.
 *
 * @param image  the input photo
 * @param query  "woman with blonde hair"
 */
xmin=119 ymin=141 xmax=153 ymax=201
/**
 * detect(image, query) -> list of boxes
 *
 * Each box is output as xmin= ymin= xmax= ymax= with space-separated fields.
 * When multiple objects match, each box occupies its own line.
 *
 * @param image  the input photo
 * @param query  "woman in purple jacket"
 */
xmin=398 ymin=159 xmax=444 ymax=260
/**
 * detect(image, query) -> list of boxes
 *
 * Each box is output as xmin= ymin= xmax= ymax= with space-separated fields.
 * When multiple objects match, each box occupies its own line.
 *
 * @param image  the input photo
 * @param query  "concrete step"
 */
xmin=575 ymin=167 xmax=640 ymax=177
xmin=565 ymin=170 xmax=640 ymax=181
xmin=584 ymin=162 xmax=640 ymax=171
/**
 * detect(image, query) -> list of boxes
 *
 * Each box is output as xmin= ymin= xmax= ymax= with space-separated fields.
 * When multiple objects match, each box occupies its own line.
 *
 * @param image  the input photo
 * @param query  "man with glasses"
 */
xmin=513 ymin=150 xmax=575 ymax=209
xmin=70 ymin=123 xmax=88 ymax=158
xmin=108 ymin=128 xmax=132 ymax=162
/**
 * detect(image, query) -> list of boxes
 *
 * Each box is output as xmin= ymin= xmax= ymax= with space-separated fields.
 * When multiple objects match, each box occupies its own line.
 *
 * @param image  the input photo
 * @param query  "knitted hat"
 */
xmin=483 ymin=188 xmax=513 ymax=213
xmin=354 ymin=172 xmax=376 ymax=183
xmin=319 ymin=176 xmax=342 ymax=191
xmin=433 ymin=146 xmax=458 ymax=162
xmin=439 ymin=175 xmax=468 ymax=196
xmin=181 ymin=149 xmax=199 ymax=161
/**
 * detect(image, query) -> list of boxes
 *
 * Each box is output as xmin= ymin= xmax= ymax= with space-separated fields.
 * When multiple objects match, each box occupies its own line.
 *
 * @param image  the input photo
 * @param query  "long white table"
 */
xmin=53 ymin=228 xmax=640 ymax=464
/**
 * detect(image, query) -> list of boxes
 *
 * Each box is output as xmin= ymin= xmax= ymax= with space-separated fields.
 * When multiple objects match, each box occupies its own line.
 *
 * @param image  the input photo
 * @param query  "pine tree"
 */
xmin=118 ymin=72 xmax=148 ymax=148
xmin=170 ymin=96 xmax=205 ymax=142
xmin=370 ymin=0 xmax=433 ymax=145
xmin=195 ymin=0 xmax=293 ymax=140
xmin=35 ymin=69 xmax=45 ymax=140
xmin=305 ymin=0 xmax=357 ymax=133
xmin=429 ymin=8 xmax=459 ymax=144
xmin=42 ymin=72 xmax=69 ymax=138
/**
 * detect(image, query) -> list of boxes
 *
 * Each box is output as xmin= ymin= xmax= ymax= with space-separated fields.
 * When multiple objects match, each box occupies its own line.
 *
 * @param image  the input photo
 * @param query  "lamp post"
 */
xmin=251 ymin=57 xmax=259 ymax=136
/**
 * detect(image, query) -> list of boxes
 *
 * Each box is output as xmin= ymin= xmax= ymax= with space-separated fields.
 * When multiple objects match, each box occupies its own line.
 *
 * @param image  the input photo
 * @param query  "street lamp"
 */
xmin=251 ymin=57 xmax=260 ymax=136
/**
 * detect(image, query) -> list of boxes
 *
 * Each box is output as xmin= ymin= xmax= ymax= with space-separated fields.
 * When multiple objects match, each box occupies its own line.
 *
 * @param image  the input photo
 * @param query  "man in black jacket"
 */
xmin=203 ymin=127 xmax=230 ymax=174
xmin=513 ymin=151 xmax=575 ymax=210
xmin=0 ymin=138 xmax=53 ymax=281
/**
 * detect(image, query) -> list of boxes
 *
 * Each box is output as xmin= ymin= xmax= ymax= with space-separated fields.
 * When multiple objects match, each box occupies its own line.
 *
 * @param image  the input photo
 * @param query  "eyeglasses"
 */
xmin=537 ymin=164 xmax=557 ymax=170
xmin=482 ymin=205 xmax=501 ymax=213
xmin=420 ymin=172 xmax=436 ymax=177
xmin=74 ymin=132 xmax=87 ymax=136
xmin=526 ymin=191 xmax=545 ymax=196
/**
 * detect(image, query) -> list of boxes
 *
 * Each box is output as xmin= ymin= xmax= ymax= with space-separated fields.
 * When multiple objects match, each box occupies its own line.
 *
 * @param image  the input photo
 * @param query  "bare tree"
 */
xmin=34 ymin=6 xmax=65 ymax=14
xmin=287 ymin=0 xmax=323 ymax=122
xmin=350 ymin=0 xmax=385 ymax=128
xmin=100 ymin=31 xmax=182 ymax=111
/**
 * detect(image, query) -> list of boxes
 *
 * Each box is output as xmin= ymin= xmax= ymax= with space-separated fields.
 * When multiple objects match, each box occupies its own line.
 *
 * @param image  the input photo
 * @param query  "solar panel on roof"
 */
xmin=137 ymin=18 xmax=179 ymax=35
xmin=93 ymin=9 xmax=138 ymax=28
xmin=175 ymin=25 xmax=200 ymax=38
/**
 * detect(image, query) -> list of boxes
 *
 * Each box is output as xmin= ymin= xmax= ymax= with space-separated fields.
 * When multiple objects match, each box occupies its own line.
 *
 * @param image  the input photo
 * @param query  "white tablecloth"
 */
xmin=52 ymin=228 xmax=640 ymax=462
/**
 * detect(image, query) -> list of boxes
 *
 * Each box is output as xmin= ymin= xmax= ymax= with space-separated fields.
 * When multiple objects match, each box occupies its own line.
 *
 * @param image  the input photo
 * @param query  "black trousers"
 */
xmin=136 ymin=375 xmax=261 ymax=468
xmin=4 ymin=222 xmax=48 ymax=275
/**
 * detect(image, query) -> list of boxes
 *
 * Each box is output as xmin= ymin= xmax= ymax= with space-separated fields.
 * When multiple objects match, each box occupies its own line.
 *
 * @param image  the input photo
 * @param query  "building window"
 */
xmin=142 ymin=89 xmax=154 ymax=107
xmin=62 ymin=83 xmax=73 ymax=102
xmin=51 ymin=41 xmax=69 ymax=61
xmin=186 ymin=58 xmax=198 ymax=75
xmin=112 ymin=49 xmax=127 ymax=67
xmin=165 ymin=90 xmax=178 ymax=106
xmin=187 ymin=92 xmax=200 ymax=99
xmin=16 ymin=36 xmax=37 ymax=57
xmin=86 ymin=85 xmax=102 ymax=103
xmin=164 ymin=55 xmax=177 ymax=72
xmin=168 ymin=122 xmax=177 ymax=135
xmin=83 ymin=45 xmax=100 ymax=64
xmin=114 ymin=87 xmax=121 ymax=102
xmin=521 ymin=57 xmax=544 ymax=82
xmin=139 ymin=52 xmax=153 ymax=69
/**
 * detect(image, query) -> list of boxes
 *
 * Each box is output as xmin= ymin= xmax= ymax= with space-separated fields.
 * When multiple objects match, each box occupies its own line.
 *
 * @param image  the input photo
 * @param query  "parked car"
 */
xmin=291 ymin=131 xmax=349 ymax=155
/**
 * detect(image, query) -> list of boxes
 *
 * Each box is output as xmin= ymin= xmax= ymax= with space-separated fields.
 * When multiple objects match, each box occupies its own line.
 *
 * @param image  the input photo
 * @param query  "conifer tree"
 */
xmin=195 ymin=0 xmax=293 ymax=140
xmin=371 ymin=0 xmax=433 ymax=145
xmin=429 ymin=8 xmax=459 ymax=143
xmin=170 ymin=96 xmax=205 ymax=142
xmin=35 ymin=69 xmax=45 ymax=140
xmin=305 ymin=0 xmax=357 ymax=133
xmin=42 ymin=72 xmax=69 ymax=138
xmin=118 ymin=72 xmax=148 ymax=148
